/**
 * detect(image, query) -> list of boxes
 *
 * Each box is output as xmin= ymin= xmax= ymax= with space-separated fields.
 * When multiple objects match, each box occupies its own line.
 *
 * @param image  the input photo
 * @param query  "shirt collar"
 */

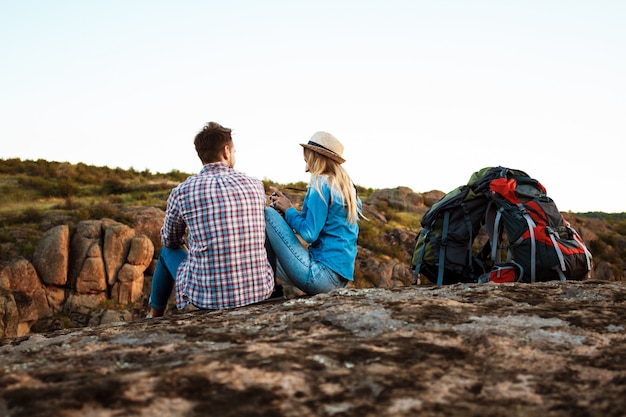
xmin=200 ymin=162 xmax=230 ymax=175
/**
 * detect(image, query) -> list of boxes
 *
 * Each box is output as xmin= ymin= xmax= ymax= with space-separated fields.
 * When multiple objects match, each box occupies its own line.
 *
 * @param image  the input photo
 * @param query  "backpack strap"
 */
xmin=569 ymin=226 xmax=594 ymax=272
xmin=513 ymin=260 xmax=525 ymax=282
xmin=485 ymin=202 xmax=504 ymax=264
xmin=461 ymin=202 xmax=476 ymax=275
xmin=437 ymin=211 xmax=451 ymax=286
xmin=546 ymin=226 xmax=567 ymax=280
xmin=413 ymin=228 xmax=430 ymax=284
xmin=518 ymin=203 xmax=538 ymax=282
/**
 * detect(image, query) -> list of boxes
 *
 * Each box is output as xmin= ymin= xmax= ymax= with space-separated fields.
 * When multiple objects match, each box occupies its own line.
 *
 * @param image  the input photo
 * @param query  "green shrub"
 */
xmin=388 ymin=211 xmax=421 ymax=230
xmin=356 ymin=185 xmax=375 ymax=199
xmin=589 ymin=239 xmax=605 ymax=257
xmin=102 ymin=178 xmax=130 ymax=194
xmin=20 ymin=207 xmax=44 ymax=223
xmin=165 ymin=169 xmax=190 ymax=182
xmin=57 ymin=178 xmax=79 ymax=197
xmin=614 ymin=220 xmax=626 ymax=235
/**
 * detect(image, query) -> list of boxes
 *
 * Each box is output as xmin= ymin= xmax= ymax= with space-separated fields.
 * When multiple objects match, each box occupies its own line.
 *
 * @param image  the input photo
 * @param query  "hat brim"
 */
xmin=300 ymin=143 xmax=346 ymax=164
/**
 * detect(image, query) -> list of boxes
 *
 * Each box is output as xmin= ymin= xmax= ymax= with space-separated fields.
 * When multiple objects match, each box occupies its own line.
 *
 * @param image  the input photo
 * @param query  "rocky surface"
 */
xmin=1 ymin=280 xmax=625 ymax=417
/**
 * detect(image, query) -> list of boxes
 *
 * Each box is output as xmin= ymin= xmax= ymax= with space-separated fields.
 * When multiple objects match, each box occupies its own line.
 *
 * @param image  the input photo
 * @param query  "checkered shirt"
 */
xmin=161 ymin=162 xmax=274 ymax=309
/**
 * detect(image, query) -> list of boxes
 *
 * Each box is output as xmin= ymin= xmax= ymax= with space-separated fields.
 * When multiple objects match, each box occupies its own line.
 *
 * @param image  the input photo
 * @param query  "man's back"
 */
xmin=162 ymin=162 xmax=274 ymax=309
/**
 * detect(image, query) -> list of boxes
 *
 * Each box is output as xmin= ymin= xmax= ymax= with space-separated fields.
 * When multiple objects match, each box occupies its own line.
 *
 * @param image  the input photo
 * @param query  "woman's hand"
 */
xmin=269 ymin=187 xmax=292 ymax=214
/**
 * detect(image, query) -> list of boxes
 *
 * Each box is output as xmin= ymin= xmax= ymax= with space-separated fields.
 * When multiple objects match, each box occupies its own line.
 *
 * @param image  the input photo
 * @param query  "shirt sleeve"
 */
xmin=161 ymin=187 xmax=187 ymax=248
xmin=284 ymin=185 xmax=329 ymax=244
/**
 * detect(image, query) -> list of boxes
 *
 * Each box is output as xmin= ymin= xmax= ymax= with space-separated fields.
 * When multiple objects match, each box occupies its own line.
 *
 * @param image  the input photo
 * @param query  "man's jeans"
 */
xmin=148 ymin=246 xmax=188 ymax=311
xmin=264 ymin=207 xmax=347 ymax=294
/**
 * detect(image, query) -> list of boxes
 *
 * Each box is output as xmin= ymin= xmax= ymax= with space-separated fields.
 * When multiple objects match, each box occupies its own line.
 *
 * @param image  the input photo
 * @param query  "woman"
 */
xmin=265 ymin=131 xmax=362 ymax=295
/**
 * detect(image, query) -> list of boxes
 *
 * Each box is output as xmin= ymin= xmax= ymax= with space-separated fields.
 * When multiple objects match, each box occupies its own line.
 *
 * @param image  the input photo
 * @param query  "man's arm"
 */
xmin=161 ymin=190 xmax=187 ymax=248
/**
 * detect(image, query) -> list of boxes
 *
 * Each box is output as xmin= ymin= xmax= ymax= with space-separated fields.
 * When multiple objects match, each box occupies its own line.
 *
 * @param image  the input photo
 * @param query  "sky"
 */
xmin=1 ymin=1 xmax=624 ymax=213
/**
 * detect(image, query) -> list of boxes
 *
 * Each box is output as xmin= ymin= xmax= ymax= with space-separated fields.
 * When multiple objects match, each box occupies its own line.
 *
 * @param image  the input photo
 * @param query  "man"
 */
xmin=147 ymin=122 xmax=274 ymax=317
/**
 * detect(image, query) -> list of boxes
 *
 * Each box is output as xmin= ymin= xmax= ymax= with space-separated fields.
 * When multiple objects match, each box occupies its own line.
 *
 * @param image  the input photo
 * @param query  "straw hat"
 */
xmin=300 ymin=131 xmax=346 ymax=164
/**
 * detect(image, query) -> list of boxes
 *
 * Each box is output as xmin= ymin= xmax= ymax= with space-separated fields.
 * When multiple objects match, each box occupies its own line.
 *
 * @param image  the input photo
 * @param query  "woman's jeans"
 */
xmin=148 ymin=246 xmax=188 ymax=311
xmin=264 ymin=207 xmax=347 ymax=295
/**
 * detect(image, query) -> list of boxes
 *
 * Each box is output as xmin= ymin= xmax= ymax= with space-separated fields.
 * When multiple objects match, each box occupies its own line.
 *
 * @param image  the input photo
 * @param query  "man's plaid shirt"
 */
xmin=161 ymin=162 xmax=274 ymax=309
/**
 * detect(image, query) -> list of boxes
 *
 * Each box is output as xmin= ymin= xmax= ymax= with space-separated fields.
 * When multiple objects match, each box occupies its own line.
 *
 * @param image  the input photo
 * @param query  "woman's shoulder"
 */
xmin=309 ymin=175 xmax=333 ymax=194
xmin=310 ymin=174 xmax=330 ymax=187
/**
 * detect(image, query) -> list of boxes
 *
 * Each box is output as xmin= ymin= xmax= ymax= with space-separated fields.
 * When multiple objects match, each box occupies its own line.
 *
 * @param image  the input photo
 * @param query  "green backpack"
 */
xmin=411 ymin=167 xmax=501 ymax=286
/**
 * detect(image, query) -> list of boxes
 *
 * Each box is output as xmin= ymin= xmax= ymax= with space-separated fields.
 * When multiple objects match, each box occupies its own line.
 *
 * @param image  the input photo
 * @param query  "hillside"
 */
xmin=2 ymin=158 xmax=624 ymax=281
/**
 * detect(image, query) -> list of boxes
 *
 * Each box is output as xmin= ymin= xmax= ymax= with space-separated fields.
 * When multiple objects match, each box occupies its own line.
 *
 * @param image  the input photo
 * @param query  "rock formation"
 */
xmin=365 ymin=186 xmax=429 ymax=213
xmin=32 ymin=224 xmax=69 ymax=286
xmin=1 ymin=281 xmax=625 ymax=417
xmin=0 ymin=214 xmax=156 ymax=338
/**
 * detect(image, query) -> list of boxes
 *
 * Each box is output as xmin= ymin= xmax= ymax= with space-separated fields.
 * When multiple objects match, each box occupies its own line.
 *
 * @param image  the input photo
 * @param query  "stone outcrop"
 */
xmin=365 ymin=186 xmax=428 ymax=213
xmin=0 ymin=289 xmax=18 ymax=339
xmin=102 ymin=220 xmax=135 ymax=286
xmin=356 ymin=247 xmax=414 ymax=288
xmin=1 ymin=281 xmax=625 ymax=417
xmin=32 ymin=224 xmax=69 ymax=286
xmin=0 ymin=215 xmax=156 ymax=338
xmin=0 ymin=258 xmax=50 ymax=336
xmin=421 ymin=189 xmax=446 ymax=207
xmin=111 ymin=234 xmax=155 ymax=304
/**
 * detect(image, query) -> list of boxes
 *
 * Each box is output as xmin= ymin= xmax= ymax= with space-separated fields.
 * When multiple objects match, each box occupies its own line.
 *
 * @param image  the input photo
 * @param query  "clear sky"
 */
xmin=1 ymin=1 xmax=624 ymax=213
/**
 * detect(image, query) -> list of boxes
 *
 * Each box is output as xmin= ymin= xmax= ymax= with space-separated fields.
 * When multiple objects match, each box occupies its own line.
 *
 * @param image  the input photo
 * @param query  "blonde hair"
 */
xmin=304 ymin=148 xmax=359 ymax=224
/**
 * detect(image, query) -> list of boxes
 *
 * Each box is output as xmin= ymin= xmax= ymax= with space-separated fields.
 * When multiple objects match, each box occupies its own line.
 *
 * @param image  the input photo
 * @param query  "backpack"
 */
xmin=485 ymin=169 xmax=593 ymax=283
xmin=411 ymin=167 xmax=504 ymax=286
xmin=411 ymin=166 xmax=593 ymax=285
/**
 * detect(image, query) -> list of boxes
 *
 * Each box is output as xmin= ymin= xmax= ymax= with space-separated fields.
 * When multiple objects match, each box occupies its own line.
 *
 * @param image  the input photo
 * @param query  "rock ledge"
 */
xmin=1 ymin=281 xmax=625 ymax=417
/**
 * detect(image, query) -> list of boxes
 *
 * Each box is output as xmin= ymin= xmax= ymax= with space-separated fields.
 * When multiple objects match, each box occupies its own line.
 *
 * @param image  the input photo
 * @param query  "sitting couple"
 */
xmin=147 ymin=121 xmax=362 ymax=317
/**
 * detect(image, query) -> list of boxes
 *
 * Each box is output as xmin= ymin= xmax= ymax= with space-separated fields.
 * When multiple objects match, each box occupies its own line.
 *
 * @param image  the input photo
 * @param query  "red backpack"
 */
xmin=484 ymin=169 xmax=593 ymax=283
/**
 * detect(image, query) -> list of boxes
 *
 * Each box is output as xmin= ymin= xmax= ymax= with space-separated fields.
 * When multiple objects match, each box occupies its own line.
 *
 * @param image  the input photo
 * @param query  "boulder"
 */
xmin=31 ymin=286 xmax=52 ymax=318
xmin=5 ymin=258 xmax=40 ymax=294
xmin=124 ymin=206 xmax=165 ymax=247
xmin=32 ymin=224 xmax=69 ymax=286
xmin=422 ymin=189 xmax=446 ymax=207
xmin=112 ymin=263 xmax=146 ymax=304
xmin=2 ymin=258 xmax=51 ymax=335
xmin=126 ymin=234 xmax=155 ymax=268
xmin=0 ymin=265 xmax=10 ymax=291
xmin=45 ymin=286 xmax=66 ymax=314
xmin=12 ymin=291 xmax=39 ymax=336
xmin=355 ymin=248 xmax=412 ymax=288
xmin=68 ymin=220 xmax=103 ymax=286
xmin=0 ymin=289 xmax=18 ymax=339
xmin=365 ymin=186 xmax=426 ymax=213
xmin=63 ymin=292 xmax=107 ymax=327
xmin=75 ymin=243 xmax=107 ymax=294
xmin=102 ymin=220 xmax=135 ymax=286
xmin=88 ymin=309 xmax=133 ymax=327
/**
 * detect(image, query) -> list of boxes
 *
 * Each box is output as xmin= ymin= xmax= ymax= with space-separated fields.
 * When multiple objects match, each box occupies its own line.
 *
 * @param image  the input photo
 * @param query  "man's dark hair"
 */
xmin=194 ymin=122 xmax=233 ymax=164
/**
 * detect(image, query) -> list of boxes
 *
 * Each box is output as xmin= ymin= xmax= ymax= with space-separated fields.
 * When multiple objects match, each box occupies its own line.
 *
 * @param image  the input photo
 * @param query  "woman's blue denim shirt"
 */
xmin=284 ymin=176 xmax=360 ymax=280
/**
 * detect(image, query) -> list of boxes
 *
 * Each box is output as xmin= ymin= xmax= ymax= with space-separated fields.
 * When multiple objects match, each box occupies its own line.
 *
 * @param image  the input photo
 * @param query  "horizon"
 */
xmin=1 ymin=1 xmax=624 ymax=213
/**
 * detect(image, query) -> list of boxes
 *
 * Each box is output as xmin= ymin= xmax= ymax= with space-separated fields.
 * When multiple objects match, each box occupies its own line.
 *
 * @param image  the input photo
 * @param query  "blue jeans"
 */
xmin=264 ymin=207 xmax=347 ymax=295
xmin=148 ymin=246 xmax=188 ymax=311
